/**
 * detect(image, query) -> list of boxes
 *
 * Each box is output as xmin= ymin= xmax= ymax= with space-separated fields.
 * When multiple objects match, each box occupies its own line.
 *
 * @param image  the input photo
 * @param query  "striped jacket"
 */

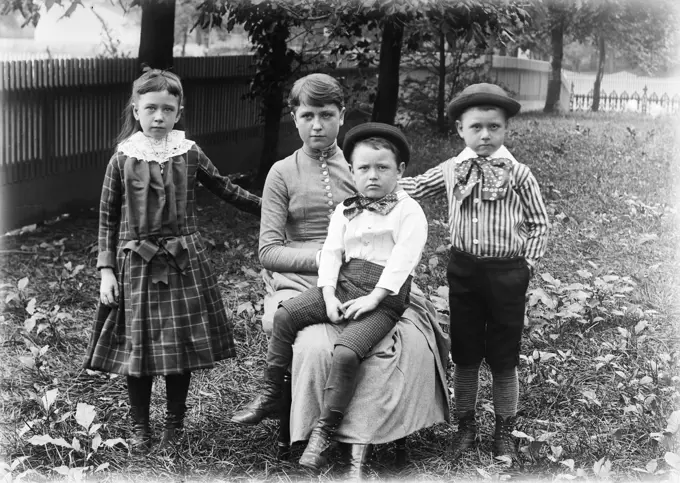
xmin=399 ymin=146 xmax=550 ymax=266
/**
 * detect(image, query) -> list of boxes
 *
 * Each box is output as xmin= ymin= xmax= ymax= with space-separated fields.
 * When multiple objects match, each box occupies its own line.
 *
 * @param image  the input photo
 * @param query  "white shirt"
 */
xmin=317 ymin=190 xmax=428 ymax=295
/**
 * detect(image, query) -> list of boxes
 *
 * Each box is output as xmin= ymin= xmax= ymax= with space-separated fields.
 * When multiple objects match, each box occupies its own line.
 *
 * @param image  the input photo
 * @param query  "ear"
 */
xmin=396 ymin=161 xmax=406 ymax=177
xmin=132 ymin=103 xmax=140 ymax=121
xmin=348 ymin=162 xmax=354 ymax=174
xmin=175 ymin=106 xmax=183 ymax=123
xmin=455 ymin=119 xmax=464 ymax=137
xmin=339 ymin=107 xmax=346 ymax=126
xmin=291 ymin=110 xmax=298 ymax=127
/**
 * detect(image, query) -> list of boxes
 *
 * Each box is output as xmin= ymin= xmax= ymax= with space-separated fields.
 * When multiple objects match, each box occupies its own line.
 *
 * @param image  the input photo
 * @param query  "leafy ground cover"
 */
xmin=1 ymin=112 xmax=679 ymax=482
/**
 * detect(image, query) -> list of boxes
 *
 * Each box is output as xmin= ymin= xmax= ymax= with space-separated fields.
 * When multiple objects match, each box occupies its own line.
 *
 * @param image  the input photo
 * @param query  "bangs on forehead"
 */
xmin=134 ymin=71 xmax=183 ymax=104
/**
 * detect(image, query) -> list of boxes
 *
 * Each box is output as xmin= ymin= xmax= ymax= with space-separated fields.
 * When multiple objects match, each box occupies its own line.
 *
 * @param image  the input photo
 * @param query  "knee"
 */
xmin=271 ymin=307 xmax=293 ymax=335
xmin=333 ymin=345 xmax=360 ymax=366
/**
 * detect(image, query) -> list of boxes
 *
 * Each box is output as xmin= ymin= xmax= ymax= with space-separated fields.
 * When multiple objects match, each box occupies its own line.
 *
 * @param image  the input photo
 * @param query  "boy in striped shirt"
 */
xmin=400 ymin=83 xmax=550 ymax=466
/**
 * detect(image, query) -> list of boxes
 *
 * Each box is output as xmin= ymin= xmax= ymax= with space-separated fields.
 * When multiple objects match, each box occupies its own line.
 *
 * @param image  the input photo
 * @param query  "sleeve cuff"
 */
xmin=97 ymin=251 xmax=116 ymax=270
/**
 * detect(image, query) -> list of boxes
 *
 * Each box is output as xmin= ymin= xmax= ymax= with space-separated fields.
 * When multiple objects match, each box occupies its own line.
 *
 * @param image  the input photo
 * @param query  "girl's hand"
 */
xmin=100 ymin=268 xmax=119 ymax=307
xmin=325 ymin=296 xmax=346 ymax=323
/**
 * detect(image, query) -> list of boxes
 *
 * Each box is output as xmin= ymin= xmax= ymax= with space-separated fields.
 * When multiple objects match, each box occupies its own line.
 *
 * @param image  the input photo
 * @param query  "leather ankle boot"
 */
xmin=231 ymin=366 xmax=286 ymax=425
xmin=129 ymin=404 xmax=151 ymax=453
xmin=451 ymin=410 xmax=477 ymax=461
xmin=344 ymin=443 xmax=373 ymax=481
xmin=494 ymin=414 xmax=521 ymax=467
xmin=299 ymin=406 xmax=344 ymax=471
xmin=159 ymin=402 xmax=186 ymax=450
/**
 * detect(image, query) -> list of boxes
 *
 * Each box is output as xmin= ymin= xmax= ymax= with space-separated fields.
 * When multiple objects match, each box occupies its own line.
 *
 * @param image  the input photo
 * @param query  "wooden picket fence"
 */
xmin=0 ymin=56 xmax=371 ymax=232
xmin=569 ymin=84 xmax=680 ymax=113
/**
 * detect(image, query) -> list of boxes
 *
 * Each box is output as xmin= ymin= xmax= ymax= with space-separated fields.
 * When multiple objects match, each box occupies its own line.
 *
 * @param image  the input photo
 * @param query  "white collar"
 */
xmin=118 ymin=130 xmax=194 ymax=163
xmin=456 ymin=145 xmax=517 ymax=165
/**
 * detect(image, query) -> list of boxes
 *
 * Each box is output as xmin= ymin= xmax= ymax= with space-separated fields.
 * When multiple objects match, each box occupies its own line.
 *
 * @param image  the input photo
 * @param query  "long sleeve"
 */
xmin=376 ymin=200 xmax=428 ymax=294
xmin=197 ymin=148 xmax=261 ymax=216
xmin=399 ymin=164 xmax=447 ymax=200
xmin=97 ymin=155 xmax=123 ymax=270
xmin=258 ymin=163 xmax=320 ymax=273
xmin=316 ymin=208 xmax=347 ymax=289
xmin=516 ymin=168 xmax=550 ymax=263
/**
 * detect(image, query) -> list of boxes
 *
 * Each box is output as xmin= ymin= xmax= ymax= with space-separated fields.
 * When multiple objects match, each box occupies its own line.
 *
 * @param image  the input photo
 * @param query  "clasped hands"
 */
xmin=322 ymin=286 xmax=389 ymax=323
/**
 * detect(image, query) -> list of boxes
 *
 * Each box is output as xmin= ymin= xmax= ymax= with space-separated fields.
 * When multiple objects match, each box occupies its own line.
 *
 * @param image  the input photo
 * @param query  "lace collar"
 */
xmin=301 ymin=142 xmax=338 ymax=161
xmin=118 ymin=130 xmax=195 ymax=163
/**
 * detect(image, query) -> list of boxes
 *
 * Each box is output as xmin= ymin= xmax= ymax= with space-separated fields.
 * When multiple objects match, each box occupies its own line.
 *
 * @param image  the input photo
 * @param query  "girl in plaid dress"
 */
xmin=83 ymin=69 xmax=261 ymax=452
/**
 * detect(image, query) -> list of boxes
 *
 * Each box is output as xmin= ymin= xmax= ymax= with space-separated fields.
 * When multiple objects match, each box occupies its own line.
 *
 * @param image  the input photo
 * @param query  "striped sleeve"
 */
xmin=399 ymin=164 xmax=446 ymax=200
xmin=97 ymin=154 xmax=123 ymax=270
xmin=515 ymin=165 xmax=550 ymax=263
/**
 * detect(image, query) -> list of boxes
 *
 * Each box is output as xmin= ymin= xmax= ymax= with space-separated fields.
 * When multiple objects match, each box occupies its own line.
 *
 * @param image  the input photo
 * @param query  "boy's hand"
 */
xmin=325 ymin=296 xmax=346 ymax=323
xmin=100 ymin=268 xmax=119 ymax=307
xmin=526 ymin=259 xmax=537 ymax=278
xmin=342 ymin=288 xmax=389 ymax=320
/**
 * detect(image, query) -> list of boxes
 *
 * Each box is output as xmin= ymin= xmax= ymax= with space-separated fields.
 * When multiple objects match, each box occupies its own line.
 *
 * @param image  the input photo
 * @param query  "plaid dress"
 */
xmin=84 ymin=131 xmax=261 ymax=377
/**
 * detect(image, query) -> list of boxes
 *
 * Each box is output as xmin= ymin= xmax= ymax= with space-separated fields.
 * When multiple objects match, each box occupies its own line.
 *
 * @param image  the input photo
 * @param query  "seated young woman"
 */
xmin=231 ymin=73 xmax=450 ymax=474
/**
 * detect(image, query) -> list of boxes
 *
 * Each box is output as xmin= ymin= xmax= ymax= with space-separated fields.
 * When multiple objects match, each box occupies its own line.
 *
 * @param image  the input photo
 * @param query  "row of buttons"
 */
xmin=320 ymin=161 xmax=334 ymax=218
xmin=471 ymin=198 xmax=481 ymax=244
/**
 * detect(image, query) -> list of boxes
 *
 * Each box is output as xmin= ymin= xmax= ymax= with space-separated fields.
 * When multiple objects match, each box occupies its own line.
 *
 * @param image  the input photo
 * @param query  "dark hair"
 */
xmin=116 ymin=69 xmax=184 ymax=144
xmin=288 ymin=73 xmax=344 ymax=112
xmin=351 ymin=136 xmax=401 ymax=166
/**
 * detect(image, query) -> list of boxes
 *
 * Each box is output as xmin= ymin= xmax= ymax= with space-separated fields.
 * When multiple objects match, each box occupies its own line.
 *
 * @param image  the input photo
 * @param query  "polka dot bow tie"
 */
xmin=453 ymin=157 xmax=512 ymax=202
xmin=343 ymin=192 xmax=400 ymax=220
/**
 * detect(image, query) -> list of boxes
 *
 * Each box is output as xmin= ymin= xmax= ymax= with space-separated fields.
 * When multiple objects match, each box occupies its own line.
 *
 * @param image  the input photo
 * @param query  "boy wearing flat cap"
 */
xmin=400 ymin=83 xmax=550 ymax=466
xmin=250 ymin=122 xmax=428 ymax=470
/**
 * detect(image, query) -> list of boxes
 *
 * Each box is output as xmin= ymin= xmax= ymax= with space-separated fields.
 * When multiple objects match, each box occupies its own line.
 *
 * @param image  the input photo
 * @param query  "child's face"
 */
xmin=292 ymin=102 xmax=345 ymax=151
xmin=133 ymin=90 xmax=182 ymax=140
xmin=350 ymin=144 xmax=405 ymax=199
xmin=456 ymin=106 xmax=507 ymax=157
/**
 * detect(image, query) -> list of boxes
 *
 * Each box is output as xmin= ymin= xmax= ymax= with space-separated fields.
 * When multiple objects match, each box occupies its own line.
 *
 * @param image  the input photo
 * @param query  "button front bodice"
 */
xmin=285 ymin=150 xmax=355 ymax=243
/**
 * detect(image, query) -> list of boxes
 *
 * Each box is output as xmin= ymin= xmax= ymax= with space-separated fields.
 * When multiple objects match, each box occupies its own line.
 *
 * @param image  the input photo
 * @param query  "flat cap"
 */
xmin=342 ymin=122 xmax=410 ymax=166
xmin=447 ymin=83 xmax=521 ymax=121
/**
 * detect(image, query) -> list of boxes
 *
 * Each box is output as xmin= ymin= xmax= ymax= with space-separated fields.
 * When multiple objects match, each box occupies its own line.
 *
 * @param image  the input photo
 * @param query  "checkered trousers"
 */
xmin=280 ymin=259 xmax=411 ymax=358
xmin=84 ymin=232 xmax=235 ymax=376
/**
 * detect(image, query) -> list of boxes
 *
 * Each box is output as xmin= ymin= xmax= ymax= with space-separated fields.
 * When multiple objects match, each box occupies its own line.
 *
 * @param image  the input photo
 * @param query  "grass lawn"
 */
xmin=0 ymin=112 xmax=679 ymax=482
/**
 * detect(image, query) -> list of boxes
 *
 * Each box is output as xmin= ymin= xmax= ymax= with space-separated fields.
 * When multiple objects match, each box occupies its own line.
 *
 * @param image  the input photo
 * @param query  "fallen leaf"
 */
xmin=664 ymin=452 xmax=680 ymax=469
xmin=664 ymin=410 xmax=680 ymax=435
xmin=645 ymin=459 xmax=658 ymax=474
xmin=18 ymin=277 xmax=29 ymax=291
xmin=41 ymin=388 xmax=58 ymax=412
xmin=75 ymin=402 xmax=96 ymax=430
xmin=639 ymin=376 xmax=653 ymax=386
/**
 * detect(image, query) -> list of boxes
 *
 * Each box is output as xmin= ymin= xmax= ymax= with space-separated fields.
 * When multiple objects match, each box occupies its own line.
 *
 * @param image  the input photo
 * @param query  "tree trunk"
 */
xmin=181 ymin=27 xmax=188 ymax=56
xmin=592 ymin=35 xmax=606 ymax=112
xmin=543 ymin=16 xmax=564 ymax=113
xmin=254 ymin=26 xmax=290 ymax=187
xmin=372 ymin=17 xmax=404 ymax=124
xmin=437 ymin=32 xmax=447 ymax=133
xmin=138 ymin=0 xmax=176 ymax=70
xmin=255 ymin=88 xmax=285 ymax=187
